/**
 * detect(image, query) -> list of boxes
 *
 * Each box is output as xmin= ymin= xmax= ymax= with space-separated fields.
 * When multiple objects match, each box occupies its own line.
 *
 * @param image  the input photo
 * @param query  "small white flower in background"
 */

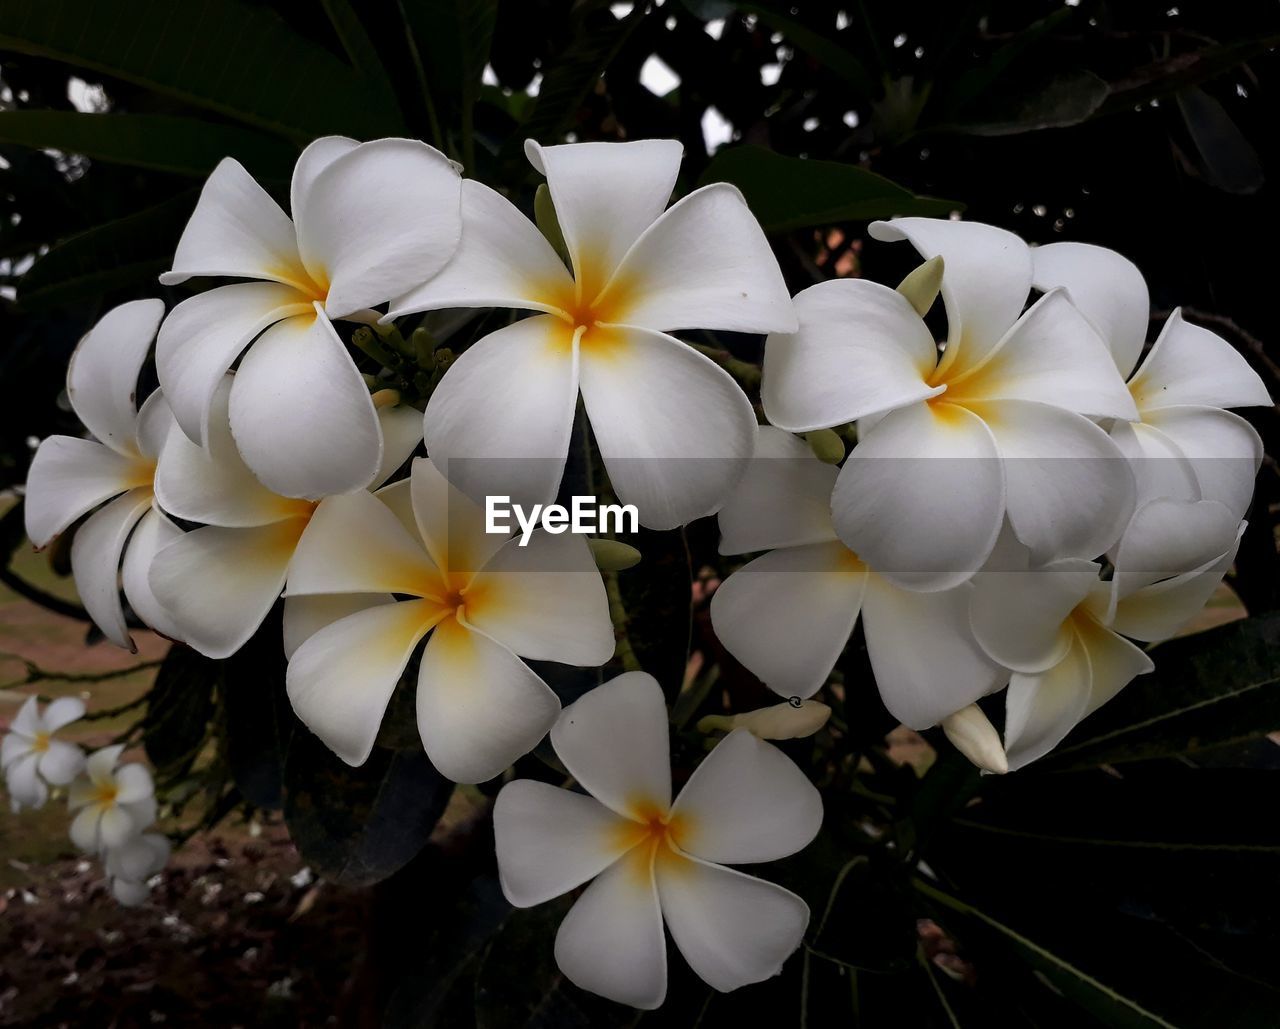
xmin=104 ymin=831 xmax=171 ymax=907
xmin=23 ymin=300 xmax=184 ymax=648
xmin=157 ymin=136 xmax=461 ymax=499
xmin=968 ymin=499 xmax=1243 ymax=770
xmin=494 ymin=672 xmax=822 ymax=1009
xmin=67 ymin=744 xmax=157 ymax=852
xmin=1031 ymin=242 xmax=1271 ymax=522
xmin=1 ymin=696 xmax=86 ymax=811
xmin=710 ymin=426 xmax=1007 ymax=731
xmin=762 ymin=217 xmax=1139 ymax=589
xmin=282 ymin=457 xmax=615 ymax=782
xmin=147 ymin=375 xmax=423 ymax=659
xmin=388 ymin=138 xmax=796 ymax=529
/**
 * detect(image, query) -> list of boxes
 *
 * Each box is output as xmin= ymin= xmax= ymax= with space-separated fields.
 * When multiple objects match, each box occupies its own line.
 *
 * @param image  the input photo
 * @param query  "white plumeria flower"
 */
xmin=157 ymin=137 xmax=462 ymax=499
xmin=388 ymin=139 xmax=797 ymax=529
xmin=1031 ymin=242 xmax=1272 ymax=521
xmin=104 ymin=831 xmax=171 ymax=907
xmin=762 ymin=218 xmax=1140 ymax=590
xmin=148 ymin=375 xmax=423 ymax=658
xmin=494 ymin=672 xmax=821 ymax=1009
xmin=67 ymin=745 xmax=157 ymax=852
xmin=969 ymin=499 xmax=1243 ymax=770
xmin=282 ymin=457 xmax=615 ymax=781
xmin=1 ymin=696 xmax=86 ymax=812
xmin=710 ymin=427 xmax=1007 ymax=730
xmin=24 ymin=300 xmax=184 ymax=648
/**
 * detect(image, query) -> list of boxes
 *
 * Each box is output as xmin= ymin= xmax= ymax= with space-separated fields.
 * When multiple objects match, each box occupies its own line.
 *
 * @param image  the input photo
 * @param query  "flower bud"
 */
xmin=588 ymin=537 xmax=641 ymax=571
xmin=896 ymin=254 xmax=944 ymax=316
xmin=804 ymin=429 xmax=845 ymax=465
xmin=371 ymin=388 xmax=402 ymax=410
xmin=698 ymin=699 xmax=831 ymax=740
xmin=941 ymin=704 xmax=1007 ymax=774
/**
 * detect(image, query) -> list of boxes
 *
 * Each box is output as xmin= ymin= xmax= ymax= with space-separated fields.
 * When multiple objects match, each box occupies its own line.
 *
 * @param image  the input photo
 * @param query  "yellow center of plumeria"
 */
xmin=613 ymin=799 xmax=694 ymax=883
xmin=537 ymin=256 xmax=636 ymax=359
xmin=271 ymin=260 xmax=330 ymax=306
xmin=94 ymin=782 xmax=119 ymax=807
xmin=31 ymin=730 xmax=51 ymax=754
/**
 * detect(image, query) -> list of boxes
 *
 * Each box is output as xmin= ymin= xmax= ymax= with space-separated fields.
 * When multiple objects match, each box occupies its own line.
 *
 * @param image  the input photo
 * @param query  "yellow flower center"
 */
xmin=32 ymin=730 xmax=51 ymax=754
xmin=94 ymin=782 xmax=119 ymax=807
xmin=535 ymin=255 xmax=637 ymax=359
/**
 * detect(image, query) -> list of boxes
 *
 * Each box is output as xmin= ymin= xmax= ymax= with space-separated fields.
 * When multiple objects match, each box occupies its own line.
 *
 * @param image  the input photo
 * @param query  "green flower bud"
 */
xmin=896 ymin=254 xmax=944 ymax=317
xmin=535 ymin=183 xmax=570 ymax=263
xmin=588 ymin=537 xmax=642 ymax=572
xmin=804 ymin=428 xmax=845 ymax=465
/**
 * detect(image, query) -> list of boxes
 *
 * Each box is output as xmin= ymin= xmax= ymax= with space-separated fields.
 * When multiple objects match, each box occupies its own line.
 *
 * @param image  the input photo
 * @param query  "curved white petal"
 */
xmin=870 ymin=218 xmax=1031 ymax=373
xmin=464 ymin=532 xmax=614 ymax=665
xmin=161 ymin=158 xmax=306 ymax=288
xmin=1109 ymin=419 xmax=1200 ymax=511
xmin=69 ymin=804 xmax=103 ymax=851
xmin=71 ymin=490 xmax=153 ymax=650
xmin=832 ymin=401 xmax=1005 ymax=591
xmin=286 ymin=599 xmax=439 ymax=766
xmin=550 ymin=671 xmax=671 ymax=819
xmin=657 ymin=854 xmax=808 ymax=994
xmin=408 ymin=456 xmax=510 ymax=579
xmin=98 ymin=805 xmax=138 ymax=849
xmin=388 ymin=179 xmax=574 ymax=318
xmin=422 ymin=315 xmax=578 ymax=513
xmin=283 ymin=593 xmax=393 ymax=660
xmin=8 ymin=751 xmax=48 ymax=809
xmin=969 ymin=558 xmax=1098 ymax=673
xmin=1003 ymin=632 xmax=1092 ymax=772
xmin=134 ymin=391 xmax=176 ymax=461
xmin=105 ymin=832 xmax=171 ymax=882
xmin=415 ymin=619 xmax=560 ymax=784
xmin=230 ymin=310 xmax=382 ymax=499
xmin=600 ymin=183 xmax=795 ymax=334
xmin=289 ymin=136 xmax=359 ymax=220
xmin=85 ymin=743 xmax=125 ymax=785
xmin=580 ymin=326 xmax=756 ymax=530
xmin=1075 ymin=613 xmax=1154 ymax=715
xmin=1142 ymin=407 xmax=1263 ymax=522
xmin=66 ymin=299 xmax=164 ymax=456
xmin=709 ymin=542 xmax=865 ymax=701
xmin=24 ymin=436 xmax=139 ymax=548
xmin=1130 ymin=309 xmax=1271 ymax=413
xmin=1030 ymin=241 xmax=1150 ymax=378
xmin=113 ymin=762 xmax=153 ymax=804
xmin=37 ymin=739 xmax=85 ymax=785
xmin=156 ymin=282 xmax=311 ymax=447
xmin=112 ymin=878 xmax=151 ymax=907
xmin=861 ymin=574 xmax=1008 ymax=729
xmin=42 ymin=696 xmax=86 ymax=732
xmin=121 ymin=508 xmax=186 ymax=641
xmin=1110 ymin=498 xmax=1238 ymax=601
xmin=717 ymin=426 xmax=839 ymax=555
xmin=671 ymin=729 xmax=822 ymax=864
xmin=372 ymin=402 xmax=424 ymax=489
xmin=763 ymin=278 xmax=944 ymax=432
xmin=295 ymin=138 xmax=462 ymax=318
xmin=9 ymin=695 xmax=41 ymax=738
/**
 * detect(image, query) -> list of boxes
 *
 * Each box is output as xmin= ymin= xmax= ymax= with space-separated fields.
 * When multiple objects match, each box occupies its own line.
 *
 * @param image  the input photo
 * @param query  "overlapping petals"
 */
xmin=2 ymin=696 xmax=86 ymax=812
xmin=67 ymin=744 xmax=157 ymax=853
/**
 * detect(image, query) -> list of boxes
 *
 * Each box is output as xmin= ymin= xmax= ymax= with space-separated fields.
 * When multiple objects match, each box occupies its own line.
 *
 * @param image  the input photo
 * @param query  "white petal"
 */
xmin=658 ymin=854 xmax=808 ymax=994
xmin=23 ymin=436 xmax=138 ymax=548
xmin=161 ymin=158 xmax=307 ymax=288
xmin=1109 ymin=419 xmax=1200 ymax=511
xmin=870 ymin=218 xmax=1031 ymax=374
xmin=120 ymin=509 xmax=186 ymax=641
xmin=761 ymin=278 xmax=942 ymax=432
xmin=528 ymin=138 xmax=682 ymax=292
xmin=42 ymin=696 xmax=86 ymax=732
xmin=554 ymin=846 xmax=667 ymax=1009
xmin=1142 ymin=407 xmax=1263 ymax=522
xmin=120 ymin=795 xmax=158 ymax=834
xmin=1075 ymin=613 xmax=1154 ymax=715
xmin=69 ymin=804 xmax=103 ymax=851
xmin=1003 ymin=631 xmax=1092 ymax=771
xmin=149 ymin=519 xmax=304 ymax=658
xmin=283 ymin=593 xmax=393 ymax=660
xmin=600 ymin=183 xmax=795 ymax=334
xmin=98 ymin=805 xmax=138 ymax=849
xmin=551 ymin=671 xmax=672 ymax=819
xmin=286 ymin=600 xmax=439 ymax=766
xmin=113 ymin=762 xmax=153 ymax=804
xmin=86 ymin=743 xmax=125 ymax=785
xmin=408 ymin=456 xmax=511 ymax=579
xmin=134 ymin=390 xmax=176 ymax=460
xmin=230 ymin=310 xmax=382 ymax=499
xmin=979 ymin=399 xmax=1135 ymax=564
xmin=1110 ymin=498 xmax=1239 ymax=600
xmin=1 ymin=733 xmax=31 ymax=776
xmin=371 ymin=402 xmax=423 ymax=489
xmin=832 ymin=401 xmax=1005 ymax=591
xmin=6 ymin=752 xmax=47 ymax=810
xmin=66 ymin=300 xmax=164 ymax=456
xmin=9 ymin=695 xmax=41 ymax=738
xmin=1130 ymin=309 xmax=1271 ymax=413
xmin=861 ymin=574 xmax=1008 ymax=729
xmin=579 ymin=326 xmax=756 ymax=530
xmin=105 ymin=832 xmax=170 ymax=881
xmin=717 ymin=425 xmax=839 ymax=555
xmin=36 ymin=739 xmax=85 ymax=786
xmin=294 ymin=138 xmax=462 ymax=318
xmin=463 ymin=532 xmax=614 ymax=665
xmin=415 ymin=620 xmax=560 ymax=783
xmin=671 ymin=729 xmax=822 ymax=864
xmin=494 ymin=779 xmax=636 ymax=907
xmin=422 ymin=315 xmax=578 ymax=513
xmin=969 ymin=558 xmax=1098 ymax=673
xmin=709 ymin=542 xmax=865 ymax=701
xmin=947 ymin=289 xmax=1138 ymax=421
xmin=289 ymin=136 xmax=359 ymax=221
xmin=1030 ymin=241 xmax=1150 ymax=378
xmin=387 ymin=179 xmax=575 ymax=319
xmin=71 ymin=490 xmax=153 ymax=650
xmin=156 ymin=282 xmax=311 ymax=446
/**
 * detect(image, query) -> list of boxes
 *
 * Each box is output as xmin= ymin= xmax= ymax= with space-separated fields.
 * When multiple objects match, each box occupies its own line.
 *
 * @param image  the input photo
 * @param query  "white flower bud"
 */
xmin=895 ymin=254 xmax=944 ymax=316
xmin=697 ymin=699 xmax=831 ymax=740
xmin=941 ymin=704 xmax=1007 ymax=774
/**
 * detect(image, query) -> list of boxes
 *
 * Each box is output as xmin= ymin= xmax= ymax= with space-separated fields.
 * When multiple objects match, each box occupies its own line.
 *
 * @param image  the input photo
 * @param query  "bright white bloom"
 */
xmin=148 ymin=375 xmax=423 ymax=658
xmin=968 ymin=499 xmax=1243 ymax=769
xmin=67 ymin=744 xmax=157 ymax=852
xmin=157 ymin=137 xmax=462 ymax=499
xmin=1032 ymin=242 xmax=1271 ymax=521
xmin=762 ymin=218 xmax=1139 ymax=589
xmin=389 ymin=139 xmax=796 ymax=529
xmin=283 ymin=457 xmax=615 ymax=781
xmin=24 ymin=300 xmax=183 ymax=648
xmin=494 ymin=672 xmax=821 ymax=1009
xmin=1 ymin=696 xmax=86 ymax=811
xmin=710 ymin=427 xmax=1006 ymax=730
xmin=104 ymin=831 xmax=171 ymax=907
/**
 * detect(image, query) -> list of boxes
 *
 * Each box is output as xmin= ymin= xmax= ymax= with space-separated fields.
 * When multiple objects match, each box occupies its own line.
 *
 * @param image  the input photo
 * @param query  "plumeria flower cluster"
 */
xmin=2 ymin=696 xmax=85 ymax=812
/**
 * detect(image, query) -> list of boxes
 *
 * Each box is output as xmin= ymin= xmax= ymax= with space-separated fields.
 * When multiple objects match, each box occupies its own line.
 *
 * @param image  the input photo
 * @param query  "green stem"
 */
xmin=689 ymin=342 xmax=761 ymax=389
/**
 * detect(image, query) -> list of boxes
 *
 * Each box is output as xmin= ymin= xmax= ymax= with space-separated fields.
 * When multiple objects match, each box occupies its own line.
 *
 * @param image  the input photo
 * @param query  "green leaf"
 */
xmin=1102 ymin=35 xmax=1280 ymax=113
xmin=1177 ymin=86 xmax=1264 ymax=195
xmin=808 ymin=854 xmax=919 ymax=973
xmin=940 ymin=69 xmax=1110 ymax=136
xmin=402 ymin=0 xmax=498 ymax=123
xmin=740 ymin=3 xmax=872 ymax=96
xmin=320 ymin=0 xmax=403 ymax=123
xmin=221 ymin=608 xmax=292 ymax=810
xmin=143 ymin=644 xmax=216 ymax=780
xmin=698 ymin=145 xmax=961 ymax=232
xmin=0 ymin=0 xmax=403 ymax=140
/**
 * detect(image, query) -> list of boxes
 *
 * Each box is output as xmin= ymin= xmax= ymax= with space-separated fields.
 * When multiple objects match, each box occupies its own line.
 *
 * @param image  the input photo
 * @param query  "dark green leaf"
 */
xmin=698 ymin=145 xmax=960 ymax=232
xmin=221 ymin=609 xmax=292 ymax=810
xmin=808 ymin=854 xmax=918 ymax=973
xmin=402 ymin=0 xmax=498 ymax=127
xmin=616 ymin=527 xmax=692 ymax=698
xmin=1177 ymin=87 xmax=1264 ymax=194
xmin=143 ymin=644 xmax=216 ymax=780
xmin=941 ymin=69 xmax=1110 ymax=136
xmin=740 ymin=3 xmax=873 ymax=96
xmin=1102 ymin=35 xmax=1280 ymax=113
